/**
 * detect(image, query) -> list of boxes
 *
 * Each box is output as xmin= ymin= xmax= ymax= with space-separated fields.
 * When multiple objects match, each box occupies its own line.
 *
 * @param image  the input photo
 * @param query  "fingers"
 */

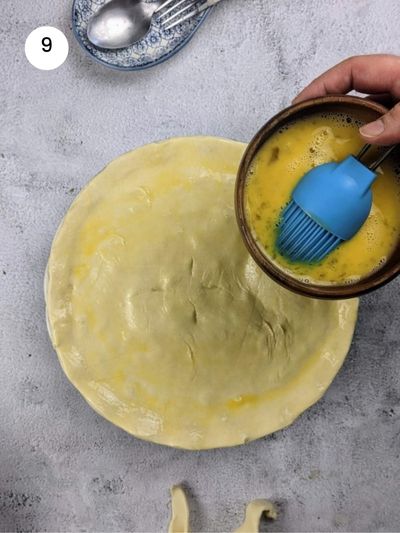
xmin=359 ymin=102 xmax=400 ymax=145
xmin=293 ymin=55 xmax=400 ymax=104
xmin=293 ymin=55 xmax=400 ymax=145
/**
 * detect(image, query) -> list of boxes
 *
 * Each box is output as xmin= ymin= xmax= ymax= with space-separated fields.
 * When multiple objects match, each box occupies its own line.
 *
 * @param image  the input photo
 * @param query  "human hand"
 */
xmin=293 ymin=54 xmax=400 ymax=145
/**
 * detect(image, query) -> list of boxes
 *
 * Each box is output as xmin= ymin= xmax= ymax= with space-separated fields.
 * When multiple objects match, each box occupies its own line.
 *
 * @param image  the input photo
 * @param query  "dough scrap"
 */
xmin=45 ymin=137 xmax=358 ymax=449
xmin=234 ymin=499 xmax=278 ymax=533
xmin=168 ymin=486 xmax=277 ymax=533
xmin=168 ymin=486 xmax=190 ymax=533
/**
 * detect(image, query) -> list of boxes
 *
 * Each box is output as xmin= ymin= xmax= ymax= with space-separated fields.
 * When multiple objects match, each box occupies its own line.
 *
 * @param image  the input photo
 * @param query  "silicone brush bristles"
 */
xmin=277 ymin=201 xmax=342 ymax=263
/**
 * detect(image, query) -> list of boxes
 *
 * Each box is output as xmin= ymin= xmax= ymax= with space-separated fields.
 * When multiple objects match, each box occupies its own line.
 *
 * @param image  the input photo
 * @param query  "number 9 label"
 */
xmin=25 ymin=26 xmax=69 ymax=71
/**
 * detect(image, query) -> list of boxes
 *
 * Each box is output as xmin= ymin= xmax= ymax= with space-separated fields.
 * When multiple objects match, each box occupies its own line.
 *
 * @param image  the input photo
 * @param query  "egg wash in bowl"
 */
xmin=245 ymin=111 xmax=400 ymax=285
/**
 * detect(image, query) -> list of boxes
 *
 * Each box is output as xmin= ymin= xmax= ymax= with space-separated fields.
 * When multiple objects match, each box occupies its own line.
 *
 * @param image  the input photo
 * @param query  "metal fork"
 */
xmin=155 ymin=0 xmax=223 ymax=30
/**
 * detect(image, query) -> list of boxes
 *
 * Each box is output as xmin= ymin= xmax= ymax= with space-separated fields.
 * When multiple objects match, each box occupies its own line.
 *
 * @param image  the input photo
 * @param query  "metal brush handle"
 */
xmin=356 ymin=143 xmax=398 ymax=171
xmin=369 ymin=145 xmax=398 ymax=171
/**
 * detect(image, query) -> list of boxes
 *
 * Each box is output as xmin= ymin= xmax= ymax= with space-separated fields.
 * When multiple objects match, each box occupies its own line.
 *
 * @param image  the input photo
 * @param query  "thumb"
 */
xmin=359 ymin=103 xmax=400 ymax=145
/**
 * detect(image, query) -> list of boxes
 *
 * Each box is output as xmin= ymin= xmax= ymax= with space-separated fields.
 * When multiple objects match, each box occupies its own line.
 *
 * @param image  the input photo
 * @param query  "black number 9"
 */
xmin=42 ymin=37 xmax=52 ymax=53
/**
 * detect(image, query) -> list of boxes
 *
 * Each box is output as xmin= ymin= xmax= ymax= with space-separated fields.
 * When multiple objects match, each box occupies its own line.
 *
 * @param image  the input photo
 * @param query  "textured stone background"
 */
xmin=1 ymin=0 xmax=400 ymax=531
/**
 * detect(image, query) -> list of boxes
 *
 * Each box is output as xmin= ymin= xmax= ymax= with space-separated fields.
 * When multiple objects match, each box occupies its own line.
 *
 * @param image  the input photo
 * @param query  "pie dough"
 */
xmin=168 ymin=486 xmax=190 ymax=533
xmin=234 ymin=500 xmax=277 ymax=533
xmin=168 ymin=485 xmax=277 ymax=533
xmin=45 ymin=137 xmax=358 ymax=449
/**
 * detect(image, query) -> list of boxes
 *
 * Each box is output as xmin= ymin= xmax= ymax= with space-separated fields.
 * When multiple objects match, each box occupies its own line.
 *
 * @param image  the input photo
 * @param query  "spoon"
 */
xmin=87 ymin=0 xmax=161 ymax=50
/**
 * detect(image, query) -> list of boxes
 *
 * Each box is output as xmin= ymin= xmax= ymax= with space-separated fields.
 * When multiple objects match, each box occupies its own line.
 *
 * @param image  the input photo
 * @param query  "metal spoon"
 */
xmin=87 ymin=0 xmax=161 ymax=50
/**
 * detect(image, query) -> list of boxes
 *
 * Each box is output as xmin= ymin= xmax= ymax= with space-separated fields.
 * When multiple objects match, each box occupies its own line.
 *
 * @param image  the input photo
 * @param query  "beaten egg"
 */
xmin=245 ymin=112 xmax=400 ymax=285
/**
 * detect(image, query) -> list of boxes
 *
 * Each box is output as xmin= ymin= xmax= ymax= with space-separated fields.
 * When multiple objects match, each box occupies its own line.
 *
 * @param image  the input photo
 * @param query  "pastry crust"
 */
xmin=168 ymin=485 xmax=277 ymax=533
xmin=45 ymin=137 xmax=358 ymax=449
xmin=234 ymin=499 xmax=277 ymax=533
xmin=168 ymin=486 xmax=190 ymax=533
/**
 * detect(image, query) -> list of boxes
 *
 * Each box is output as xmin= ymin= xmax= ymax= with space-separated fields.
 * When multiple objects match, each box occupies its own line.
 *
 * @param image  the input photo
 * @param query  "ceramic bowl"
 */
xmin=72 ymin=0 xmax=211 ymax=71
xmin=235 ymin=95 xmax=400 ymax=299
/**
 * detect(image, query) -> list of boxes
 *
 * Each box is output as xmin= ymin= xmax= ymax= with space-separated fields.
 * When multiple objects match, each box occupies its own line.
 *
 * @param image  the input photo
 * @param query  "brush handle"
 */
xmin=356 ymin=144 xmax=372 ymax=161
xmin=369 ymin=145 xmax=398 ymax=171
xmin=356 ymin=143 xmax=397 ymax=171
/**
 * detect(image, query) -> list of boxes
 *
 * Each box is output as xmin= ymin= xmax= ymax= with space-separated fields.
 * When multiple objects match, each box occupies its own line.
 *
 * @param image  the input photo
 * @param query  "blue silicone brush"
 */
xmin=276 ymin=144 xmax=397 ymax=263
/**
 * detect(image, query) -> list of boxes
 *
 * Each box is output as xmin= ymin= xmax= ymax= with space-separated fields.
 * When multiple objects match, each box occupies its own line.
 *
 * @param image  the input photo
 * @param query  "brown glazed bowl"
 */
xmin=235 ymin=95 xmax=400 ymax=299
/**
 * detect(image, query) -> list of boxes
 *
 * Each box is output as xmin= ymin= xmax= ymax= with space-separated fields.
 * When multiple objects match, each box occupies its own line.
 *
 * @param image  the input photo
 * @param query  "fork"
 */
xmin=156 ymin=0 xmax=223 ymax=30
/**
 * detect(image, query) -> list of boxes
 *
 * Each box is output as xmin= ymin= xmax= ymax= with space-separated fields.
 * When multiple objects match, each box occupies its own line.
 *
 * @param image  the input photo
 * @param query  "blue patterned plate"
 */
xmin=72 ymin=0 xmax=211 ymax=70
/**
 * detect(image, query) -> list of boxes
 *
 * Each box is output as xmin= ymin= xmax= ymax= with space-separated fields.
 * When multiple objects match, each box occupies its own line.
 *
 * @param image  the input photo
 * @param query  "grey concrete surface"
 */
xmin=1 ymin=0 xmax=400 ymax=531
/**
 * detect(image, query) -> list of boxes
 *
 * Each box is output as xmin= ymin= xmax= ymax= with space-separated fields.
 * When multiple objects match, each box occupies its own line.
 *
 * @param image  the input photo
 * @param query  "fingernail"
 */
xmin=359 ymin=119 xmax=385 ymax=137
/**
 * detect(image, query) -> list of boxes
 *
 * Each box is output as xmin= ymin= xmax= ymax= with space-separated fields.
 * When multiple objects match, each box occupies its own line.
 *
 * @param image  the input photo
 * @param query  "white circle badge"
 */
xmin=25 ymin=26 xmax=69 ymax=71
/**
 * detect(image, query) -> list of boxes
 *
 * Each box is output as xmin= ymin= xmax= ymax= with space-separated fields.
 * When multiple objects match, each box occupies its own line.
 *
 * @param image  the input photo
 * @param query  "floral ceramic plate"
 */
xmin=72 ymin=0 xmax=211 ymax=70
